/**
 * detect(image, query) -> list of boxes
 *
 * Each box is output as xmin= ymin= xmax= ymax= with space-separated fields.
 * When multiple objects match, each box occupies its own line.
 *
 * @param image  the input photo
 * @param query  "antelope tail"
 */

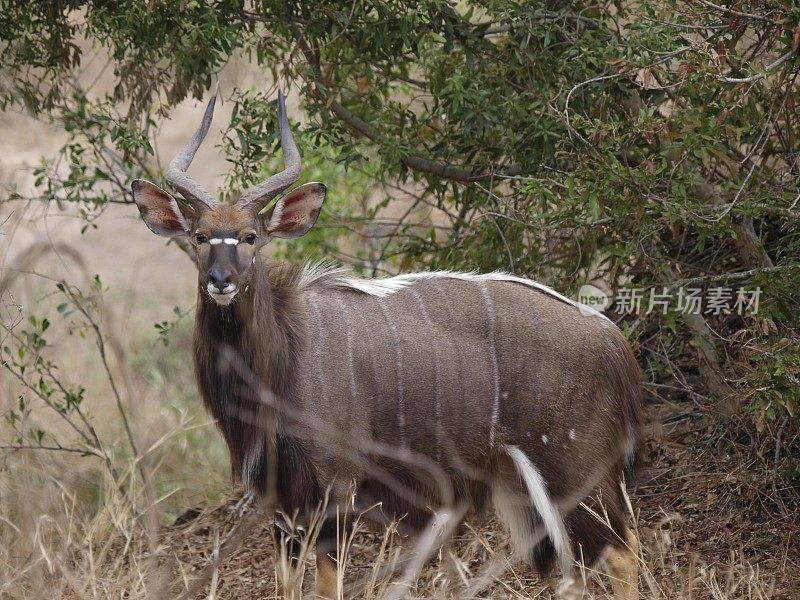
xmin=500 ymin=445 xmax=574 ymax=575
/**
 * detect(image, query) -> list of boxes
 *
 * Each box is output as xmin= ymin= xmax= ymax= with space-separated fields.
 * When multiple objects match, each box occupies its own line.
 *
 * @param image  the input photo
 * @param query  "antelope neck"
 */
xmin=194 ymin=256 xmax=303 ymax=404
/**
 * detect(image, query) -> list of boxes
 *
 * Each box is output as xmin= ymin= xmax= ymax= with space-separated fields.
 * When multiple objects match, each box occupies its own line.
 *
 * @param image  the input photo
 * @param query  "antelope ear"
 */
xmin=132 ymin=179 xmax=190 ymax=237
xmin=262 ymin=182 xmax=326 ymax=239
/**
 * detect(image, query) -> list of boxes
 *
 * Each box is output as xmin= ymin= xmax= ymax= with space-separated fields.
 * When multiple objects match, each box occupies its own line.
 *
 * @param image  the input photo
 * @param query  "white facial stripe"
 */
xmin=208 ymin=238 xmax=240 ymax=245
xmin=209 ymin=238 xmax=223 ymax=245
xmin=224 ymin=238 xmax=239 ymax=245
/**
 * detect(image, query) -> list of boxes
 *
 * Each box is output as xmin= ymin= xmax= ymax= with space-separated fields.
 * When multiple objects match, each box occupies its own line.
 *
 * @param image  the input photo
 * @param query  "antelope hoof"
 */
xmin=316 ymin=552 xmax=338 ymax=599
xmin=556 ymin=575 xmax=586 ymax=600
xmin=604 ymin=527 xmax=639 ymax=600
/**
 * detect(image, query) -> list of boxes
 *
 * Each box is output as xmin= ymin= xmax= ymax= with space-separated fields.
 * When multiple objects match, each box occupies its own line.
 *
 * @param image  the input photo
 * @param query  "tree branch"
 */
xmin=694 ymin=0 xmax=781 ymax=25
xmin=666 ymin=264 xmax=793 ymax=288
xmin=692 ymin=178 xmax=775 ymax=269
xmin=657 ymin=258 xmax=738 ymax=415
xmin=293 ymin=33 xmax=522 ymax=182
xmin=720 ymin=50 xmax=797 ymax=84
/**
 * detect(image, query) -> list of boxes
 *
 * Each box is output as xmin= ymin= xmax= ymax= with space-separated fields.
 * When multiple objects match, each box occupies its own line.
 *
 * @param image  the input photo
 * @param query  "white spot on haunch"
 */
xmin=568 ymin=429 xmax=576 ymax=441
xmin=541 ymin=435 xmax=549 ymax=445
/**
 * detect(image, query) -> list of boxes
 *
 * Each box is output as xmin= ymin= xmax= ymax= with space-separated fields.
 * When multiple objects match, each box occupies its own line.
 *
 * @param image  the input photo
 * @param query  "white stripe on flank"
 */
xmin=295 ymin=263 xmax=610 ymax=323
xmin=409 ymin=289 xmax=441 ymax=461
xmin=504 ymin=445 xmax=573 ymax=575
xmin=378 ymin=297 xmax=406 ymax=448
xmin=334 ymin=296 xmax=358 ymax=402
xmin=307 ymin=294 xmax=330 ymax=407
xmin=479 ymin=281 xmax=501 ymax=447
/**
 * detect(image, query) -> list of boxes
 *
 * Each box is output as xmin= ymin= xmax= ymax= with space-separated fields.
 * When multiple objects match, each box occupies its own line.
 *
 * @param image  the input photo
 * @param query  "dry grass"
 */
xmin=1 ymin=416 xmax=796 ymax=599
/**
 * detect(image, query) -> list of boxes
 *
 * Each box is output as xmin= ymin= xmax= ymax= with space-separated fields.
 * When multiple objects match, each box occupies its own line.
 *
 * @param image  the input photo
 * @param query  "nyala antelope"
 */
xmin=132 ymin=91 xmax=642 ymax=599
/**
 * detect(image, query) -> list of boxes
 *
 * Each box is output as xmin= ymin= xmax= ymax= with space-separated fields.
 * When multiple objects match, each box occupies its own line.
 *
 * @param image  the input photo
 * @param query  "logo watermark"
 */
xmin=577 ymin=284 xmax=612 ymax=316
xmin=576 ymin=286 xmax=761 ymax=316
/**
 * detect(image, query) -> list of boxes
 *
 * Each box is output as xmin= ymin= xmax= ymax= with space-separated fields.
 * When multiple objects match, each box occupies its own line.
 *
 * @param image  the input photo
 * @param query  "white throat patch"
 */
xmin=207 ymin=282 xmax=238 ymax=306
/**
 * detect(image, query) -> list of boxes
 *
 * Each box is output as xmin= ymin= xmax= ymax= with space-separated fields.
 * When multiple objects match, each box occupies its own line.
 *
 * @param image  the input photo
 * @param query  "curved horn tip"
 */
xmin=204 ymin=94 xmax=217 ymax=118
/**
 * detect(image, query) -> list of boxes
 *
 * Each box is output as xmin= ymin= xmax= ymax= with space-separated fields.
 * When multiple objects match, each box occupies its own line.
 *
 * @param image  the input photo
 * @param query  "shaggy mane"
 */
xmin=288 ymin=261 xmax=610 ymax=321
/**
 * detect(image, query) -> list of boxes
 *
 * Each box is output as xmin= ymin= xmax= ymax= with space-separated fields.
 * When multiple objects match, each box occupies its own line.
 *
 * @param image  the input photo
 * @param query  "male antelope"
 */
xmin=132 ymin=92 xmax=642 ymax=599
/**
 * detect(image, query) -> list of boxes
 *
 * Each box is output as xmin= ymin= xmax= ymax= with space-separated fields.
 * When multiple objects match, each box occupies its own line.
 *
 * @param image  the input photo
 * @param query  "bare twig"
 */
xmin=720 ymin=50 xmax=797 ymax=84
xmin=771 ymin=415 xmax=790 ymax=519
xmin=60 ymin=283 xmax=140 ymax=458
xmin=0 ymin=444 xmax=102 ymax=456
xmin=665 ymin=264 xmax=793 ymax=289
xmin=694 ymin=0 xmax=781 ymax=25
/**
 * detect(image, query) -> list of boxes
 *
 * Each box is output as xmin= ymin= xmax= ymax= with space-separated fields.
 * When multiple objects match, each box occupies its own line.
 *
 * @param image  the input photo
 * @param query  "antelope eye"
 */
xmin=195 ymin=233 xmax=206 ymax=244
xmin=244 ymin=233 xmax=257 ymax=245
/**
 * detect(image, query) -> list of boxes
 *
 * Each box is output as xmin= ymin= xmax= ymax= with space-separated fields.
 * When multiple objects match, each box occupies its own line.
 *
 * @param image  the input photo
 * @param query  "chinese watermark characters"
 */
xmin=577 ymin=285 xmax=761 ymax=316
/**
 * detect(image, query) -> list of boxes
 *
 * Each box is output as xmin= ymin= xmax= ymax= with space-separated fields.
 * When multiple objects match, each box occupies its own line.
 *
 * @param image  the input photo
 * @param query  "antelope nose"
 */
xmin=208 ymin=269 xmax=232 ymax=293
